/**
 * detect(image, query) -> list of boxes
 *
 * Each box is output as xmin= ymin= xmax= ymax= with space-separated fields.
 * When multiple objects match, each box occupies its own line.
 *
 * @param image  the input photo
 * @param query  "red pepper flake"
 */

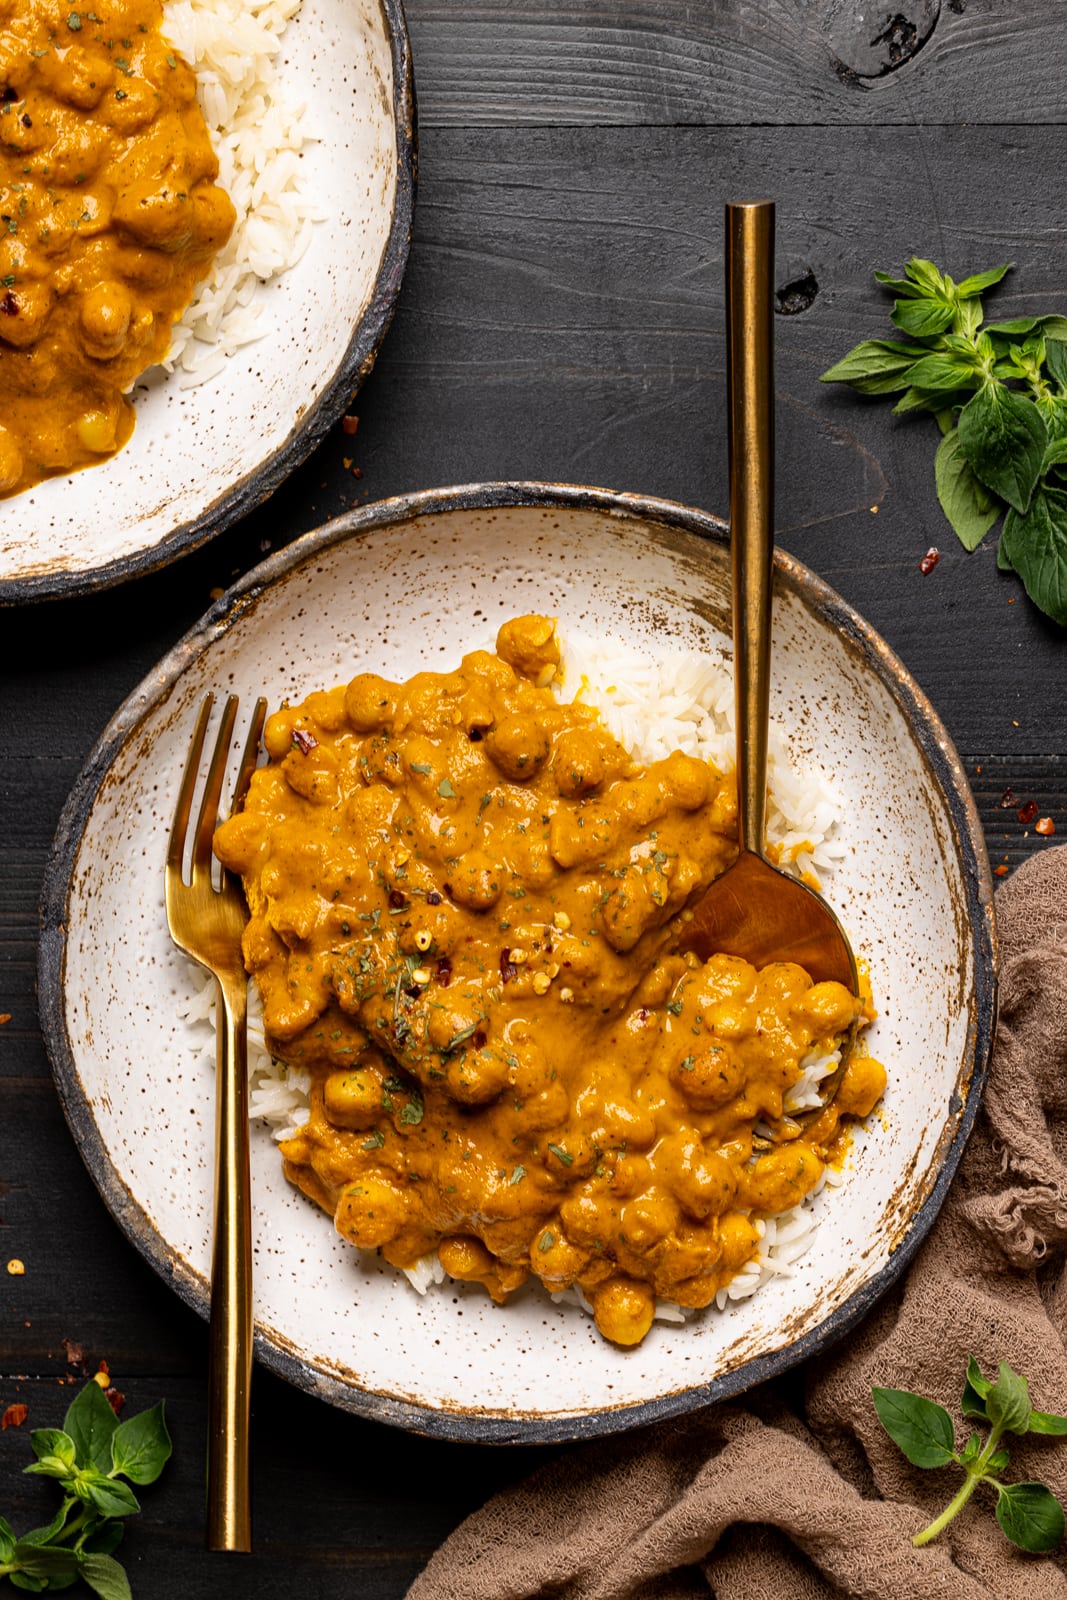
xmin=999 ymin=786 xmax=1016 ymax=808
xmin=1 ymin=86 xmax=18 ymax=102
xmin=1 ymin=1403 xmax=27 ymax=1430
xmin=473 ymin=1029 xmax=487 ymax=1049
xmin=918 ymin=547 xmax=940 ymax=575
xmin=994 ymin=864 xmax=1010 ymax=876
xmin=1017 ymin=800 xmax=1039 ymax=824
xmin=0 ymin=1013 xmax=9 ymax=1025
xmin=291 ymin=727 xmax=318 ymax=755
xmin=341 ymin=414 xmax=359 ymax=435
xmin=425 ymin=890 xmax=442 ymax=906
xmin=388 ymin=888 xmax=407 ymax=909
xmin=499 ymin=949 xmax=517 ymax=985
xmin=1035 ymin=816 xmax=1056 ymax=836
xmin=435 ymin=956 xmax=452 ymax=987
xmin=104 ymin=1387 xmax=125 ymax=1414
xmin=0 ymin=291 xmax=18 ymax=315
xmin=62 ymin=1337 xmax=88 ymax=1374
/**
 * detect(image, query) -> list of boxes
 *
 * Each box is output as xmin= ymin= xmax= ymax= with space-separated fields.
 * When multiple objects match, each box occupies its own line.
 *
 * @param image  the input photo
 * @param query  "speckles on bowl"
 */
xmin=37 ymin=483 xmax=996 ymax=1444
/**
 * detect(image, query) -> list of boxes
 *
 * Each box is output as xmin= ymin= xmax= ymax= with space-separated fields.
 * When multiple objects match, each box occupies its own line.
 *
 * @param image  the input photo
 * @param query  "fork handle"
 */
xmin=207 ymin=973 xmax=252 ymax=1552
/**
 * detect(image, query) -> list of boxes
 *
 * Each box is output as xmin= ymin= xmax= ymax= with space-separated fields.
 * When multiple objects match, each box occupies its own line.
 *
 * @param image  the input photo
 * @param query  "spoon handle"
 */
xmin=725 ymin=200 xmax=775 ymax=858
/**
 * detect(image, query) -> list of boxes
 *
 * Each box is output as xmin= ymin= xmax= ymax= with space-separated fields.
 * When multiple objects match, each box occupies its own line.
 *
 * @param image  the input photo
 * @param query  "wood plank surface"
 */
xmin=2 ymin=4 xmax=1067 ymax=1596
xmin=403 ymin=0 xmax=1067 ymax=126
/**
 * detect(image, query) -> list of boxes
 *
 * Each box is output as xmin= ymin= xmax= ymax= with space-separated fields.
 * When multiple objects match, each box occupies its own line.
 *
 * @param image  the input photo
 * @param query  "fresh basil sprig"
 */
xmin=821 ymin=257 xmax=1067 ymax=626
xmin=873 ymin=1356 xmax=1067 ymax=1552
xmin=0 ymin=1381 xmax=172 ymax=1598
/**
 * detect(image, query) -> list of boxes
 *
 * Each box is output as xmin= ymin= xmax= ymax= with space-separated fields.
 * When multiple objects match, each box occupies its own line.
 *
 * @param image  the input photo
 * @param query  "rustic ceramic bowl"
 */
xmin=38 ymin=483 xmax=997 ymax=1444
xmin=0 ymin=0 xmax=414 ymax=605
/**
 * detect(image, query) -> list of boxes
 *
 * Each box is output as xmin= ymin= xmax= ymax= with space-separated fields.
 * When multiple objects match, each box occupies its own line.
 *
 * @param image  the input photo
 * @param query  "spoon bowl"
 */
xmin=678 ymin=199 xmax=861 ymax=1093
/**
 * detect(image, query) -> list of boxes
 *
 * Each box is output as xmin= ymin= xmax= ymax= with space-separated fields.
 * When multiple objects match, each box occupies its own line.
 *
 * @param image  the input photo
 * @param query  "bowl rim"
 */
xmin=37 ymin=479 xmax=999 ymax=1444
xmin=0 ymin=0 xmax=417 ymax=609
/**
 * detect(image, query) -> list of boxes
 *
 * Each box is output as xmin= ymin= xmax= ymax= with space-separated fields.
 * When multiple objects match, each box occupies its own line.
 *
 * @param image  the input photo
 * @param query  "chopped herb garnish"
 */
xmin=547 ymin=1143 xmax=573 ymax=1167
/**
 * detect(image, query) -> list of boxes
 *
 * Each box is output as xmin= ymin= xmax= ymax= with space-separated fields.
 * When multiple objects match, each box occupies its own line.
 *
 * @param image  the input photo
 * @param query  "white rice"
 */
xmin=159 ymin=0 xmax=326 ymax=384
xmin=179 ymin=637 xmax=853 ymax=1324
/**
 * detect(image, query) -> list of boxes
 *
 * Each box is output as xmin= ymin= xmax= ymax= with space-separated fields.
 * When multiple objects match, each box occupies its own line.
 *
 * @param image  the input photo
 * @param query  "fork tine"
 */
xmin=230 ymin=698 xmax=267 ymax=817
xmin=168 ymin=695 xmax=214 ymax=875
xmin=192 ymin=695 xmax=239 ymax=869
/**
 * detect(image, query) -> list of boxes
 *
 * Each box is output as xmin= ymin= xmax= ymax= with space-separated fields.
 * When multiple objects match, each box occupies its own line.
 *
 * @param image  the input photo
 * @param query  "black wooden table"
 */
xmin=3 ymin=3 xmax=1066 ymax=1594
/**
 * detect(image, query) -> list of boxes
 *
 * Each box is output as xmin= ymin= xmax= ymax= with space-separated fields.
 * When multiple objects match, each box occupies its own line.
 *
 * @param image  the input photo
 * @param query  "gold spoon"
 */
xmin=677 ymin=199 xmax=859 ymax=1084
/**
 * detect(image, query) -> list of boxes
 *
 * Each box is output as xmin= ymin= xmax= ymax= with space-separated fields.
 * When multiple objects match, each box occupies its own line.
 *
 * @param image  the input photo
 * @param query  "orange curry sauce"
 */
xmin=0 ymin=0 xmax=234 ymax=494
xmin=214 ymin=617 xmax=886 ymax=1346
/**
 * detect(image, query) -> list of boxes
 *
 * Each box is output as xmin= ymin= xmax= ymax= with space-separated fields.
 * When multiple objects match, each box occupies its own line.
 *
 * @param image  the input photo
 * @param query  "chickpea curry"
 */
xmin=213 ymin=617 xmax=886 ymax=1347
xmin=0 ymin=0 xmax=234 ymax=495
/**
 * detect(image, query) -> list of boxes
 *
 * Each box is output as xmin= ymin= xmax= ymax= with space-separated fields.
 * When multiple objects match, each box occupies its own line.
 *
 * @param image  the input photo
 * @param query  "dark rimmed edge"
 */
xmin=0 ymin=0 xmax=416 ymax=608
xmin=38 ymin=479 xmax=998 ymax=1445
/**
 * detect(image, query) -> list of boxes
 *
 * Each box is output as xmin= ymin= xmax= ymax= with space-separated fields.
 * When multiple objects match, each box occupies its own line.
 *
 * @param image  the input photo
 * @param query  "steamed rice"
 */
xmin=179 ymin=633 xmax=853 ymax=1325
xmin=160 ymin=0 xmax=325 ymax=384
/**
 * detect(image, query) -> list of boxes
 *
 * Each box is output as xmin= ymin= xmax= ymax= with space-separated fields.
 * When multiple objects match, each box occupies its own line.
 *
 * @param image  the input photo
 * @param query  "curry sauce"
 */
xmin=0 ymin=0 xmax=234 ymax=494
xmin=214 ymin=617 xmax=886 ymax=1346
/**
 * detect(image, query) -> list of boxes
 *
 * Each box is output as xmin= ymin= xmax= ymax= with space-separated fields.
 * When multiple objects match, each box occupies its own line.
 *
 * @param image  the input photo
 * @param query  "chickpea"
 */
xmin=79 ymin=281 xmax=133 ymax=360
xmin=669 ymin=1040 xmax=745 ymax=1108
xmin=344 ymin=673 xmax=397 ymax=732
xmin=448 ymin=850 xmax=502 ymax=912
xmin=76 ymin=409 xmax=119 ymax=455
xmin=592 ymin=1277 xmax=655 ymax=1347
xmin=795 ymin=980 xmax=860 ymax=1037
xmin=323 ymin=1068 xmax=382 ymax=1131
xmin=334 ymin=1176 xmax=406 ymax=1250
xmin=495 ymin=614 xmax=560 ymax=683
xmin=486 ymin=715 xmax=551 ymax=781
xmin=744 ymin=1142 xmax=823 ymax=1214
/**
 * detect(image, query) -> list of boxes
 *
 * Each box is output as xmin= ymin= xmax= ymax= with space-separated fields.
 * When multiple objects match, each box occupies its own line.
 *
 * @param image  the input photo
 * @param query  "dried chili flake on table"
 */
xmin=61 ymin=1336 xmax=88 ymax=1374
xmin=995 ymin=864 xmax=1010 ymax=876
xmin=919 ymin=547 xmax=940 ymax=574
xmin=341 ymin=414 xmax=359 ymax=435
xmin=1 ymin=1403 xmax=27 ymax=1429
xmin=1035 ymin=817 xmax=1056 ymax=836
xmin=999 ymin=787 xmax=1016 ymax=808
xmin=1017 ymin=799 xmax=1039 ymax=824
xmin=0 ymin=1012 xmax=10 ymax=1024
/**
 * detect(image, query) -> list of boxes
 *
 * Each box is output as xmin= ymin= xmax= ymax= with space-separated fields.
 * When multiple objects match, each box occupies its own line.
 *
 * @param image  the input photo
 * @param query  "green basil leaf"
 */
xmin=960 ymin=1430 xmax=982 ymax=1464
xmin=873 ymin=269 xmax=926 ymax=299
xmin=9 ymin=1546 xmax=80 ymax=1581
xmin=892 ymin=298 xmax=957 ymax=338
xmin=871 ymin=1386 xmax=956 ymax=1468
xmin=9 ymin=1573 xmax=48 ymax=1593
xmin=0 ymin=1515 xmax=16 ymax=1561
xmin=18 ymin=1505 xmax=76 ymax=1548
xmin=908 ymin=353 xmax=982 ymax=393
xmin=961 ymin=1354 xmax=992 ymax=1419
xmin=997 ymin=531 xmax=1016 ymax=573
xmin=819 ymin=338 xmax=927 ymax=393
xmin=1045 ymin=338 xmax=1067 ymax=393
xmin=987 ymin=1448 xmax=1011 ymax=1473
xmin=935 ymin=428 xmax=1001 ymax=551
xmin=995 ymin=1482 xmax=1066 ymax=1553
xmin=955 ymin=264 xmax=1012 ymax=298
xmin=1028 ymin=1408 xmax=1067 ymax=1436
xmin=906 ymin=257 xmax=949 ymax=295
xmin=77 ymin=1552 xmax=133 ymax=1600
xmin=82 ymin=1475 xmax=140 ymax=1520
xmin=958 ymin=382 xmax=1047 ymax=513
xmin=986 ymin=1361 xmax=1032 ymax=1434
xmin=81 ymin=1522 xmax=124 ymax=1557
xmin=1040 ymin=437 xmax=1067 ymax=475
xmin=986 ymin=314 xmax=1067 ymax=342
xmin=893 ymin=386 xmax=962 ymax=417
xmin=28 ymin=1431 xmax=77 ymax=1473
xmin=64 ymin=1383 xmax=119 ymax=1474
xmin=1001 ymin=489 xmax=1067 ymax=625
xmin=109 ymin=1401 xmax=171 ymax=1486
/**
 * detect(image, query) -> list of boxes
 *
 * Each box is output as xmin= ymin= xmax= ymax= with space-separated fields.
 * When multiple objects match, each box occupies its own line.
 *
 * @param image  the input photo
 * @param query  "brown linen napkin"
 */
xmin=408 ymin=845 xmax=1067 ymax=1600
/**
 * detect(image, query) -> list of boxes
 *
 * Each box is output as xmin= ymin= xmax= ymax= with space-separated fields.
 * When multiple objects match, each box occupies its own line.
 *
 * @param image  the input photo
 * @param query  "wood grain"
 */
xmin=404 ymin=1 xmax=1067 ymax=127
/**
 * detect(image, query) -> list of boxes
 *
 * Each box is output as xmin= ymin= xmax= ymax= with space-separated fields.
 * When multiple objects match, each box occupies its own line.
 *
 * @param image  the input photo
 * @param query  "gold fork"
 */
xmin=165 ymin=692 xmax=266 ymax=1553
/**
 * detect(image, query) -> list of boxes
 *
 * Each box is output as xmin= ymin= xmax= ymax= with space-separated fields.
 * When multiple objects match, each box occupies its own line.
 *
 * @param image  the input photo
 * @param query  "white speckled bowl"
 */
xmin=38 ymin=484 xmax=997 ymax=1443
xmin=0 ymin=0 xmax=413 ymax=605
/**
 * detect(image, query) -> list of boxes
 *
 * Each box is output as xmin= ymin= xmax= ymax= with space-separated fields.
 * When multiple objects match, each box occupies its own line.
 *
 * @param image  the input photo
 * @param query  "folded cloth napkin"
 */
xmin=408 ymin=845 xmax=1067 ymax=1600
